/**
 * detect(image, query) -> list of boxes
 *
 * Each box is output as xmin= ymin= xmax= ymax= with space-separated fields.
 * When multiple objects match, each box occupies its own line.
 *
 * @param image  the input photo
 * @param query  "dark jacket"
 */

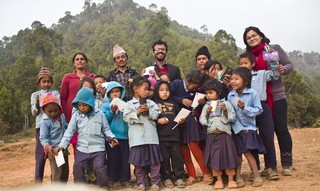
xmin=154 ymin=63 xmax=182 ymax=82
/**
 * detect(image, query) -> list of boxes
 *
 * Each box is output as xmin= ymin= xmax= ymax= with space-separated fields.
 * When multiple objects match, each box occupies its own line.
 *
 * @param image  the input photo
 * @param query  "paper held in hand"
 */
xmin=191 ymin=92 xmax=206 ymax=108
xmin=172 ymin=108 xmax=191 ymax=130
xmin=38 ymin=93 xmax=48 ymax=107
xmin=143 ymin=66 xmax=155 ymax=76
xmin=110 ymin=97 xmax=127 ymax=112
xmin=210 ymin=100 xmax=218 ymax=111
xmin=55 ymin=150 xmax=65 ymax=167
xmin=233 ymin=96 xmax=240 ymax=106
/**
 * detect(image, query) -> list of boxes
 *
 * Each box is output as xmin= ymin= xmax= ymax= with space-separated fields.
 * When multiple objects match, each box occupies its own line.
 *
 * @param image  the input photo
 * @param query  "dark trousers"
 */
xmin=253 ymin=102 xmax=277 ymax=169
xmin=35 ymin=128 xmax=46 ymax=182
xmin=73 ymin=150 xmax=109 ymax=187
xmin=159 ymin=141 xmax=184 ymax=180
xmin=106 ymin=139 xmax=131 ymax=182
xmin=135 ymin=163 xmax=161 ymax=185
xmin=274 ymin=99 xmax=293 ymax=166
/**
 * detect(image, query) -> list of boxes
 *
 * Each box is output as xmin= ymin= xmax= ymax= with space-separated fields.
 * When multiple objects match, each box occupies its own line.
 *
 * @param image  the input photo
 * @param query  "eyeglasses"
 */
xmin=246 ymin=33 xmax=259 ymax=41
xmin=115 ymin=55 xmax=126 ymax=60
xmin=154 ymin=48 xmax=166 ymax=52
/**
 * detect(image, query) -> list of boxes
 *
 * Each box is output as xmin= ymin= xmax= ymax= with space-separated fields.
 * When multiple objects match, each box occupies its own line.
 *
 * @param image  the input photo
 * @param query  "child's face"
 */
xmin=205 ymin=89 xmax=219 ymax=101
xmin=230 ymin=74 xmax=245 ymax=93
xmin=94 ymin=77 xmax=105 ymax=93
xmin=134 ymin=82 xmax=149 ymax=99
xmin=160 ymin=74 xmax=169 ymax=82
xmin=239 ymin=57 xmax=254 ymax=71
xmin=43 ymin=103 xmax=60 ymax=119
xmin=158 ymin=83 xmax=170 ymax=100
xmin=186 ymin=82 xmax=200 ymax=91
xmin=77 ymin=102 xmax=92 ymax=114
xmin=39 ymin=76 xmax=53 ymax=90
xmin=109 ymin=87 xmax=121 ymax=99
xmin=82 ymin=81 xmax=93 ymax=92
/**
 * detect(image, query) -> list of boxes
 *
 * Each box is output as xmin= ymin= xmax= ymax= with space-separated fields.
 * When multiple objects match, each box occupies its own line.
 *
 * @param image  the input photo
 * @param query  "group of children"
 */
xmin=31 ymin=50 xmax=282 ymax=190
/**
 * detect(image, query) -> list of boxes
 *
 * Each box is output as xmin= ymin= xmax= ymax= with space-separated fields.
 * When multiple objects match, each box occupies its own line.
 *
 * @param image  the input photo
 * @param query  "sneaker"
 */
xmin=175 ymin=179 xmax=186 ymax=188
xmin=163 ymin=179 xmax=174 ymax=188
xmin=150 ymin=184 xmax=160 ymax=191
xmin=252 ymin=176 xmax=263 ymax=187
xmin=261 ymin=168 xmax=280 ymax=180
xmin=136 ymin=183 xmax=145 ymax=191
xmin=282 ymin=166 xmax=293 ymax=176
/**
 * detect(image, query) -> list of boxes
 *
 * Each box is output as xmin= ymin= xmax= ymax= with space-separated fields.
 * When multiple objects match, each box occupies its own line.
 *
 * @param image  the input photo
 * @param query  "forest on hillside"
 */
xmin=0 ymin=0 xmax=319 ymax=135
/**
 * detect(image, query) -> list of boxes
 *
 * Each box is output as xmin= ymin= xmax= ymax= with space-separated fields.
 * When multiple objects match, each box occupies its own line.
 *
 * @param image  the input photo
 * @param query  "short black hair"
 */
xmin=185 ymin=70 xmax=206 ymax=85
xmin=152 ymin=39 xmax=168 ymax=51
xmin=202 ymin=79 xmax=222 ymax=97
xmin=239 ymin=52 xmax=255 ymax=65
xmin=232 ymin=67 xmax=252 ymax=88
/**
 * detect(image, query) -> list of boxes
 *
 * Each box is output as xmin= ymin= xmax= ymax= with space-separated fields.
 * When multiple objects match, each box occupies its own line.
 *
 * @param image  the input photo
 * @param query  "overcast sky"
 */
xmin=0 ymin=0 xmax=319 ymax=53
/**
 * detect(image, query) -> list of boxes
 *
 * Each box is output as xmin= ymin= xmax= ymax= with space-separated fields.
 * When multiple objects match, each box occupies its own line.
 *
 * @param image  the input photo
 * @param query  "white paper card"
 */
xmin=191 ymin=92 xmax=206 ymax=108
xmin=233 ymin=96 xmax=240 ymax=106
xmin=55 ymin=150 xmax=65 ymax=167
xmin=110 ymin=97 xmax=127 ymax=112
xmin=210 ymin=100 xmax=218 ymax=112
xmin=174 ymin=108 xmax=191 ymax=123
xmin=143 ymin=66 xmax=155 ymax=76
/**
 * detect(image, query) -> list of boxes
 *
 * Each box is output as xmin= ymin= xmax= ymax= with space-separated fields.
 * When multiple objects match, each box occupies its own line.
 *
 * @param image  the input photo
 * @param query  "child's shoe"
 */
xmin=150 ymin=184 xmax=160 ymax=191
xmin=163 ymin=179 xmax=174 ymax=188
xmin=227 ymin=180 xmax=238 ymax=189
xmin=213 ymin=180 xmax=224 ymax=189
xmin=252 ymin=176 xmax=263 ymax=187
xmin=136 ymin=183 xmax=145 ymax=191
xmin=175 ymin=179 xmax=186 ymax=188
xmin=282 ymin=166 xmax=293 ymax=176
xmin=236 ymin=176 xmax=245 ymax=188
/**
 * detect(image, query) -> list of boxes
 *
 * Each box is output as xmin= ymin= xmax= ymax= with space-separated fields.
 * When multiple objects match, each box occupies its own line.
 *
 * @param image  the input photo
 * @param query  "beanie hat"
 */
xmin=72 ymin=87 xmax=95 ymax=112
xmin=42 ymin=93 xmax=62 ymax=112
xmin=195 ymin=46 xmax=211 ymax=60
xmin=38 ymin=67 xmax=53 ymax=83
xmin=113 ymin=45 xmax=126 ymax=58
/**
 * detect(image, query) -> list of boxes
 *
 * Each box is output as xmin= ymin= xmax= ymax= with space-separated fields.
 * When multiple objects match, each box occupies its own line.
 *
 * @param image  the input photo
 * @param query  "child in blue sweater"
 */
xmin=54 ymin=87 xmax=118 ymax=188
xmin=101 ymin=81 xmax=131 ymax=189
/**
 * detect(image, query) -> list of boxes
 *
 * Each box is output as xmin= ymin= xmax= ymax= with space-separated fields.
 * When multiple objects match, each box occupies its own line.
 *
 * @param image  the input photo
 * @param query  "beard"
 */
xmin=155 ymin=53 xmax=166 ymax=62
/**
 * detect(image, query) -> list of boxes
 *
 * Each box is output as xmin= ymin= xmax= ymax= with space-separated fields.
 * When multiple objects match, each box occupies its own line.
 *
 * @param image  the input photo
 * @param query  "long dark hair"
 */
xmin=243 ymin=26 xmax=270 ymax=51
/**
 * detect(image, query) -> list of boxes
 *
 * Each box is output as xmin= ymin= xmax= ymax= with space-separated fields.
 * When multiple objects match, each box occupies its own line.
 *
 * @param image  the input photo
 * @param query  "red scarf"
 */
xmin=250 ymin=43 xmax=274 ymax=113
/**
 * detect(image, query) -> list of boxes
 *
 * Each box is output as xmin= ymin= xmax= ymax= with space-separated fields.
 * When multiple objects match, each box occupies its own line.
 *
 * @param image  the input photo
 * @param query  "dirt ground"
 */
xmin=1 ymin=128 xmax=320 ymax=191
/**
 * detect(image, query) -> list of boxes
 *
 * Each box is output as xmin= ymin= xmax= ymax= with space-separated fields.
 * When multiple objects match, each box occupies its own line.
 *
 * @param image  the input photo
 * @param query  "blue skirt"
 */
xmin=181 ymin=113 xmax=205 ymax=144
xmin=128 ymin=144 xmax=163 ymax=167
xmin=204 ymin=133 xmax=239 ymax=170
xmin=232 ymin=130 xmax=266 ymax=155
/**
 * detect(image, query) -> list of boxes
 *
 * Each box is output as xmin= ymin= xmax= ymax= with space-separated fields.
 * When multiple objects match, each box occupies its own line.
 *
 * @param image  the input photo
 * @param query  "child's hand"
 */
xmin=220 ymin=102 xmax=226 ymax=111
xmin=222 ymin=74 xmax=231 ymax=85
xmin=110 ymin=105 xmax=118 ymax=113
xmin=53 ymin=146 xmax=63 ymax=155
xmin=157 ymin=117 xmax=169 ymax=125
xmin=237 ymin=99 xmax=245 ymax=109
xmin=137 ymin=105 xmax=149 ymax=115
xmin=182 ymin=99 xmax=192 ymax=107
xmin=110 ymin=138 xmax=119 ymax=148
xmin=198 ymin=98 xmax=206 ymax=106
xmin=178 ymin=118 xmax=185 ymax=125
xmin=206 ymin=106 xmax=213 ymax=114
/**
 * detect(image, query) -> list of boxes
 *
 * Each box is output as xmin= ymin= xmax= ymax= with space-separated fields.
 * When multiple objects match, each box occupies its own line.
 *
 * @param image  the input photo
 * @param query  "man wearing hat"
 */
xmin=106 ymin=45 xmax=140 ymax=101
xmin=195 ymin=46 xmax=211 ymax=72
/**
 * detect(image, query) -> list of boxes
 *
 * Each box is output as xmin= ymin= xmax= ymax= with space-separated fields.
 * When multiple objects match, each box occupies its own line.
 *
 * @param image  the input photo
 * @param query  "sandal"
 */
xmin=228 ymin=180 xmax=238 ymax=189
xmin=252 ymin=176 xmax=263 ymax=187
xmin=202 ymin=173 xmax=213 ymax=184
xmin=236 ymin=177 xmax=245 ymax=188
xmin=213 ymin=180 xmax=224 ymax=189
xmin=185 ymin=176 xmax=198 ymax=186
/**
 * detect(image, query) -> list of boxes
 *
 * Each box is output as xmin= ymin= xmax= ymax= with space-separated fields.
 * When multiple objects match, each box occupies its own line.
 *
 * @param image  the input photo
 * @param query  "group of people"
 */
xmin=31 ymin=26 xmax=294 ymax=190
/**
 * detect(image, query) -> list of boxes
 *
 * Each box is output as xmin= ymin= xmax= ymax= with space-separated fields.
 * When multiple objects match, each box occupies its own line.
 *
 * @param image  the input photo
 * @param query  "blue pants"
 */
xmin=254 ymin=102 xmax=277 ymax=169
xmin=35 ymin=128 xmax=46 ymax=182
xmin=73 ymin=150 xmax=108 ymax=187
xmin=106 ymin=139 xmax=131 ymax=182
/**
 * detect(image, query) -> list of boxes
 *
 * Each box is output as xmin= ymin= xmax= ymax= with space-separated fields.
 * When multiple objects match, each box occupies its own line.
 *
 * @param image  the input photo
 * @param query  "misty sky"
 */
xmin=0 ymin=0 xmax=319 ymax=53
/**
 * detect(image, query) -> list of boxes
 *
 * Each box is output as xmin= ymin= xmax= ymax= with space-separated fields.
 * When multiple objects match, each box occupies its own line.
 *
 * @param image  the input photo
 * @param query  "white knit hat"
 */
xmin=113 ymin=45 xmax=126 ymax=58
